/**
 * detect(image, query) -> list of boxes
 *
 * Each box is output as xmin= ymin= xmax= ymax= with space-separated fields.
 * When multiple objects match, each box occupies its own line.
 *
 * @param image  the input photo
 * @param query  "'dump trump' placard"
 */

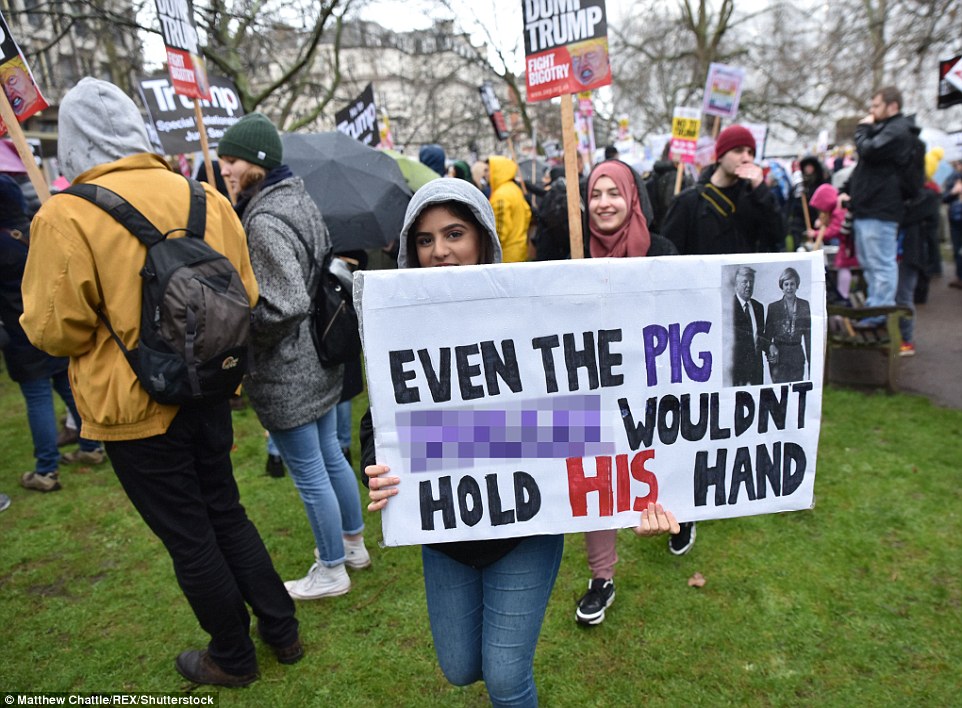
xmin=357 ymin=252 xmax=825 ymax=546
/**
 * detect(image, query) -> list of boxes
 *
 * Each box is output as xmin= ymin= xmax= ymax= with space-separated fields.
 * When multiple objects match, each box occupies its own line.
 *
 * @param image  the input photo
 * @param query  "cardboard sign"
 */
xmin=522 ymin=0 xmax=611 ymax=102
xmin=0 ymin=10 xmax=48 ymax=136
xmin=670 ymin=107 xmax=701 ymax=164
xmin=336 ymin=83 xmax=380 ymax=147
xmin=702 ymin=63 xmax=745 ymax=119
xmin=138 ymin=74 xmax=243 ymax=155
xmin=358 ymin=253 xmax=824 ymax=547
xmin=155 ymin=0 xmax=210 ymax=100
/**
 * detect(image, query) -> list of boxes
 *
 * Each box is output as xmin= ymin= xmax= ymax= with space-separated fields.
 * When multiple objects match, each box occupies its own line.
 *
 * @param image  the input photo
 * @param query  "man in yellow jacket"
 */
xmin=20 ymin=78 xmax=300 ymax=687
xmin=488 ymin=155 xmax=532 ymax=263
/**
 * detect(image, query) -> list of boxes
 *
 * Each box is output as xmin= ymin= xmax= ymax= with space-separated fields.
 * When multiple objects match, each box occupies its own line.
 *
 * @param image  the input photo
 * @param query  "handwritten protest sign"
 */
xmin=336 ymin=83 xmax=380 ymax=147
xmin=138 ymin=75 xmax=244 ymax=155
xmin=155 ymin=0 xmax=210 ymax=100
xmin=0 ymin=10 xmax=48 ymax=137
xmin=670 ymin=106 xmax=701 ymax=163
xmin=358 ymin=253 xmax=824 ymax=547
xmin=522 ymin=0 xmax=611 ymax=102
xmin=702 ymin=63 xmax=745 ymax=119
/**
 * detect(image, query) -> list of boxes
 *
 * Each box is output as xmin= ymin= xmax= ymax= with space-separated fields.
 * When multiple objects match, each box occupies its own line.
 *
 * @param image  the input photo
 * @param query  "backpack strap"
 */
xmin=63 ymin=183 xmax=165 ymax=247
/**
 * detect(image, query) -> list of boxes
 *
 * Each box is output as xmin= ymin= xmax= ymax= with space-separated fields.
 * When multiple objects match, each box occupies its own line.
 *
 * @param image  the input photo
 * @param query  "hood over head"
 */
xmin=487 ymin=155 xmax=518 ymax=191
xmin=58 ymin=78 xmax=152 ymax=182
xmin=397 ymin=178 xmax=502 ymax=269
xmin=418 ymin=144 xmax=447 ymax=176
xmin=809 ymin=183 xmax=839 ymax=213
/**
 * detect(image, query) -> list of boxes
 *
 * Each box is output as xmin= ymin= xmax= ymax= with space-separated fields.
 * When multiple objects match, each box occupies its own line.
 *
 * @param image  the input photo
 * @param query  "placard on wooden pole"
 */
xmin=0 ymin=92 xmax=50 ymax=203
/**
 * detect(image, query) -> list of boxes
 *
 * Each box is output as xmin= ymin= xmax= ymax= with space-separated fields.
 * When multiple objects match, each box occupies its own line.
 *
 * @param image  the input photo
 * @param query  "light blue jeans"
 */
xmin=422 ymin=535 xmax=564 ymax=708
xmin=20 ymin=371 xmax=100 ymax=474
xmin=854 ymin=218 xmax=898 ymax=308
xmin=269 ymin=407 xmax=364 ymax=566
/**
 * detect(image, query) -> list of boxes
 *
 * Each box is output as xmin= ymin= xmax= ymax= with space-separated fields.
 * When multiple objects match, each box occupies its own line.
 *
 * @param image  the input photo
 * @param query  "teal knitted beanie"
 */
xmin=217 ymin=113 xmax=282 ymax=169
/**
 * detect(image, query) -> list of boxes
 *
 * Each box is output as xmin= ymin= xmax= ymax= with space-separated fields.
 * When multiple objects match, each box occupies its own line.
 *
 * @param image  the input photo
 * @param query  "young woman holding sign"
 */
xmin=363 ymin=177 xmax=678 ymax=707
xmin=576 ymin=159 xmax=693 ymax=627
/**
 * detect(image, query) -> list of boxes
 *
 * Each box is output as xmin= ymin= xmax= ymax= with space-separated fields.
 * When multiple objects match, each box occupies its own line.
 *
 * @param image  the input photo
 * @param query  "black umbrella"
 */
xmin=281 ymin=132 xmax=413 ymax=252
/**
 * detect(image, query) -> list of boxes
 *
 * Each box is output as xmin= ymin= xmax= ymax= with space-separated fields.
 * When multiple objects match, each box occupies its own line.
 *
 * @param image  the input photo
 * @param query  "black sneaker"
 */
xmin=266 ymin=454 xmax=285 ymax=478
xmin=575 ymin=578 xmax=615 ymax=626
xmin=668 ymin=521 xmax=696 ymax=556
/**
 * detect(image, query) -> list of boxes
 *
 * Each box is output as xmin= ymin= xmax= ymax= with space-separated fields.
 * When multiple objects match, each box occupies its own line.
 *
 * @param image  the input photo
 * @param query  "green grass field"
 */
xmin=1 ymin=374 xmax=960 ymax=706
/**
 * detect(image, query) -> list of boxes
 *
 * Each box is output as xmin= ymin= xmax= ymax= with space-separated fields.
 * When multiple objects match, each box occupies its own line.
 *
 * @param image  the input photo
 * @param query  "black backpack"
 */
xmin=64 ymin=180 xmax=252 ymax=405
xmin=273 ymin=214 xmax=361 ymax=368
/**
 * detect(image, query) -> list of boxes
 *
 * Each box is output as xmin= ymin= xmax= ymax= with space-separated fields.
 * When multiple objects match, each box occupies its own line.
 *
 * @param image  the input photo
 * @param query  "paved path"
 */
xmin=895 ymin=276 xmax=962 ymax=410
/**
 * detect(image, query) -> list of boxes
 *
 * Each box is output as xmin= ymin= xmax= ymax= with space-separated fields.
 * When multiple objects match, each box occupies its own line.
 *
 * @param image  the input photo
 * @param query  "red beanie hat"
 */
xmin=714 ymin=125 xmax=756 ymax=160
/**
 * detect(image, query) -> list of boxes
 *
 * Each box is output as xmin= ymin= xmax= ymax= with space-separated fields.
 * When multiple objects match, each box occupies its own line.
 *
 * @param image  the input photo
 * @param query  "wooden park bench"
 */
xmin=825 ymin=269 xmax=913 ymax=392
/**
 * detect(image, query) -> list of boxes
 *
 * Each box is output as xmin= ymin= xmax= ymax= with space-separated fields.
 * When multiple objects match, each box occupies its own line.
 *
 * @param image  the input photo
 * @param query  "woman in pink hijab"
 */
xmin=576 ymin=159 xmax=684 ymax=627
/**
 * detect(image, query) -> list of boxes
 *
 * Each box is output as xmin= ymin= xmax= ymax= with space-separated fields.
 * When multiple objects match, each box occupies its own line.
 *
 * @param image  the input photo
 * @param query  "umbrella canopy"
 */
xmin=517 ymin=158 xmax=550 ymax=185
xmin=382 ymin=149 xmax=440 ymax=191
xmin=281 ymin=132 xmax=413 ymax=252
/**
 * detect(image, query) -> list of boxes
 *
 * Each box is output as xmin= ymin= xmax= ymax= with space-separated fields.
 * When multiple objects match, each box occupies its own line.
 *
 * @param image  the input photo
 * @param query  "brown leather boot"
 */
xmin=174 ymin=650 xmax=258 ymax=687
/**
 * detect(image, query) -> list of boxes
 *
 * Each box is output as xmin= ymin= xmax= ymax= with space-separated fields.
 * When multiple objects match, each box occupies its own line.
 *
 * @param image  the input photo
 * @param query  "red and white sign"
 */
xmin=522 ymin=0 xmax=611 ymax=103
xmin=154 ymin=0 xmax=211 ymax=100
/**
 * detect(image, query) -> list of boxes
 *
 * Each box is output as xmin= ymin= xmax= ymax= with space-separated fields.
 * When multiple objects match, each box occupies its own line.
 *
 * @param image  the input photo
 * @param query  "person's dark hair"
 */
xmin=874 ymin=86 xmax=903 ymax=110
xmin=604 ymin=145 xmax=619 ymax=160
xmin=407 ymin=199 xmax=493 ymax=267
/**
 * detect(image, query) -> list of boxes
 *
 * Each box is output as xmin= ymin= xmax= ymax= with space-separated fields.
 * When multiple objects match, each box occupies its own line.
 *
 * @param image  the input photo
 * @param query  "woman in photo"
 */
xmin=218 ymin=113 xmax=369 ymax=601
xmin=764 ymin=267 xmax=812 ymax=383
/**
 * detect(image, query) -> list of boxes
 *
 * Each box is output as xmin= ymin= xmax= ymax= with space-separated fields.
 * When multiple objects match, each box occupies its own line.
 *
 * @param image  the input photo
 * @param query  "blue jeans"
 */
xmin=950 ymin=220 xmax=962 ymax=281
xmin=422 ymin=535 xmax=564 ymax=708
xmin=266 ymin=433 xmax=280 ymax=457
xmin=19 ymin=371 xmax=100 ymax=474
xmin=269 ymin=407 xmax=364 ymax=566
xmin=896 ymin=260 xmax=918 ymax=343
xmin=335 ymin=400 xmax=352 ymax=450
xmin=854 ymin=218 xmax=898 ymax=308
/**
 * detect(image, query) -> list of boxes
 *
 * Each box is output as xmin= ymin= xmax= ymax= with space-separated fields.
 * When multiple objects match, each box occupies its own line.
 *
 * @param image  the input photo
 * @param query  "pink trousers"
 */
xmin=584 ymin=529 xmax=618 ymax=580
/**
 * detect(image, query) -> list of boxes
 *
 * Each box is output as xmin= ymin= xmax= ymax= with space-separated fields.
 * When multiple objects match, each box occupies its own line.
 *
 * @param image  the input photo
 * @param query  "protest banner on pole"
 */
xmin=154 ymin=0 xmax=215 ymax=186
xmin=670 ymin=107 xmax=701 ymax=165
xmin=702 ymin=63 xmax=745 ymax=119
xmin=522 ymin=0 xmax=612 ymax=259
xmin=0 ymin=10 xmax=50 ymax=202
xmin=358 ymin=252 xmax=824 ymax=547
xmin=336 ymin=83 xmax=380 ymax=147
xmin=479 ymin=81 xmax=510 ymax=142
xmin=938 ymin=55 xmax=962 ymax=109
xmin=138 ymin=75 xmax=244 ymax=155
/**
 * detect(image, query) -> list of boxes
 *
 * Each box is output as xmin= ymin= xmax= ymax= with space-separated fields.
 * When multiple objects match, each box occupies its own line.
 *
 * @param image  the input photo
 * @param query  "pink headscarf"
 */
xmin=587 ymin=161 xmax=651 ymax=258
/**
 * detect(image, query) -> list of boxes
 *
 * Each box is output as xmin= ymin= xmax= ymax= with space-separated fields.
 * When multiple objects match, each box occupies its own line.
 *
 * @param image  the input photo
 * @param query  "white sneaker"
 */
xmin=343 ymin=537 xmax=371 ymax=570
xmin=284 ymin=562 xmax=350 ymax=600
xmin=313 ymin=538 xmax=372 ymax=570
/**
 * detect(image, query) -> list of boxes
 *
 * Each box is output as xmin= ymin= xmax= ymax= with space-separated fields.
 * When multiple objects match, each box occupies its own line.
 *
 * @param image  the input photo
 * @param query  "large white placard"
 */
xmin=357 ymin=253 xmax=824 ymax=547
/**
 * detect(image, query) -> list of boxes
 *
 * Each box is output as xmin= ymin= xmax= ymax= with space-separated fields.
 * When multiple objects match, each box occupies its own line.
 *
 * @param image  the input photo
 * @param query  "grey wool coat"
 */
xmin=241 ymin=176 xmax=343 ymax=431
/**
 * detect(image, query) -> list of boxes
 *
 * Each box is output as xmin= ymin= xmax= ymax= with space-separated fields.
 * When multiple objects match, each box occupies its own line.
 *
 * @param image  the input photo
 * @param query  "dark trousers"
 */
xmin=105 ymin=401 xmax=297 ymax=675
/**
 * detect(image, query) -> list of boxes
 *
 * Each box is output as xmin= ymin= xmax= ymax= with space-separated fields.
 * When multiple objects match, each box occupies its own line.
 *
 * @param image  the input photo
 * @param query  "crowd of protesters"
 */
xmin=2 ymin=75 xmax=961 ymax=705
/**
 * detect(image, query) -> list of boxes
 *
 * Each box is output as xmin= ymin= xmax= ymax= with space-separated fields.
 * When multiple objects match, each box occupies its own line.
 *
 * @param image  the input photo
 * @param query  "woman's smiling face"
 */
xmin=413 ymin=205 xmax=483 ymax=268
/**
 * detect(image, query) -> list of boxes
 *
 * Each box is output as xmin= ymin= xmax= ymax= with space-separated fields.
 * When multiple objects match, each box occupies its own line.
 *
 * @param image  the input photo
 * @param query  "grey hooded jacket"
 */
xmin=241 ymin=176 xmax=342 ymax=431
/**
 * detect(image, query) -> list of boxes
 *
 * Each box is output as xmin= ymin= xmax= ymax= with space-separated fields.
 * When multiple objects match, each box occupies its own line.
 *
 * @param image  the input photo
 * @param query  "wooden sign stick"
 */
xmin=561 ymin=94 xmax=583 ymax=259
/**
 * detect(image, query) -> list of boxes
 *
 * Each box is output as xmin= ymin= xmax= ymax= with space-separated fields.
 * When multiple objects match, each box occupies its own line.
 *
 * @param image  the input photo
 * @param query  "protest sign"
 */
xmin=154 ymin=0 xmax=210 ymax=100
xmin=702 ymin=63 xmax=745 ymax=119
xmin=938 ymin=55 xmax=962 ymax=109
xmin=358 ymin=252 xmax=824 ymax=547
xmin=479 ymin=81 xmax=510 ymax=142
xmin=0 ymin=10 xmax=48 ymax=137
xmin=522 ymin=0 xmax=611 ymax=102
xmin=669 ymin=107 xmax=701 ymax=164
xmin=575 ymin=92 xmax=595 ymax=159
xmin=336 ymin=83 xmax=380 ymax=147
xmin=138 ymin=75 xmax=243 ymax=155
